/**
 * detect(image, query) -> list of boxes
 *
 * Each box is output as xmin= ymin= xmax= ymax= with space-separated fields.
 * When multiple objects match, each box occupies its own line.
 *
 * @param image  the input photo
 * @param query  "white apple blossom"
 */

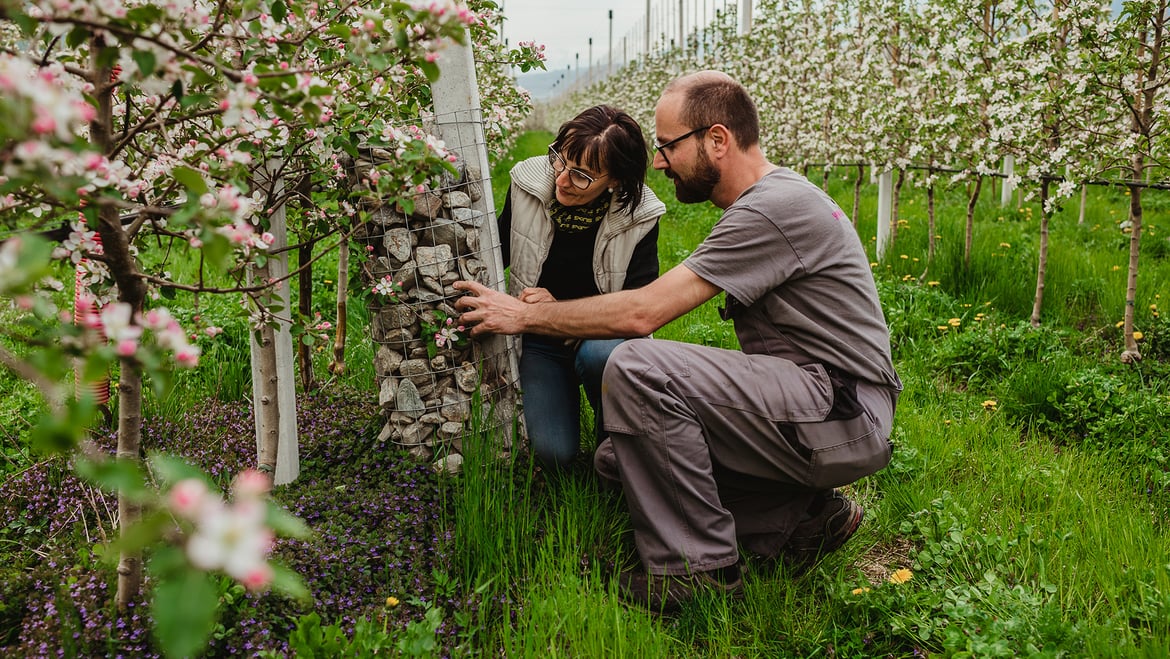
xmin=172 ymin=473 xmax=275 ymax=591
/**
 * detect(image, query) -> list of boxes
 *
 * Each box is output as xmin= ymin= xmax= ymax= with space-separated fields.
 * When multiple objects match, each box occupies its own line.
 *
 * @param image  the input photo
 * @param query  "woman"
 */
xmin=497 ymin=104 xmax=665 ymax=470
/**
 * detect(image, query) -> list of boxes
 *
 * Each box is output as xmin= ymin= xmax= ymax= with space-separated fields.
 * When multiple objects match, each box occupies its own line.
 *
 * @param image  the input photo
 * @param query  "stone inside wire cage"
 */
xmin=350 ymin=109 xmax=520 ymax=463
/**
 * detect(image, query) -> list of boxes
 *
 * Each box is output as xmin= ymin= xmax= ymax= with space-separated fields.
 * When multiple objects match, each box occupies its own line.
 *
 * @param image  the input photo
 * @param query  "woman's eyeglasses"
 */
xmin=547 ymin=145 xmax=598 ymax=190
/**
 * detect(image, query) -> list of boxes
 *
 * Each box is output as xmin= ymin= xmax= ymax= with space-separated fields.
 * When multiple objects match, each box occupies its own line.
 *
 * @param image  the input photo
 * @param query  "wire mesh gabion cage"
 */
xmin=348 ymin=108 xmax=522 ymax=468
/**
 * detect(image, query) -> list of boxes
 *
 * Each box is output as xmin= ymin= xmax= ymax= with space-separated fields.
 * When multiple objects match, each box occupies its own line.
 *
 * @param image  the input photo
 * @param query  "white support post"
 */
xmin=250 ymin=159 xmax=299 ymax=485
xmin=740 ymin=0 xmax=753 ymax=35
xmin=645 ymin=0 xmax=651 ymax=57
xmin=876 ymin=169 xmax=893 ymax=261
xmin=432 ymin=30 xmax=524 ymax=444
xmin=1001 ymin=155 xmax=1016 ymax=207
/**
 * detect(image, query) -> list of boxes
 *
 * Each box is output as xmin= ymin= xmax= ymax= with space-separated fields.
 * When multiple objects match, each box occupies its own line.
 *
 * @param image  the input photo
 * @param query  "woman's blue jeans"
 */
xmin=518 ymin=334 xmax=625 ymax=469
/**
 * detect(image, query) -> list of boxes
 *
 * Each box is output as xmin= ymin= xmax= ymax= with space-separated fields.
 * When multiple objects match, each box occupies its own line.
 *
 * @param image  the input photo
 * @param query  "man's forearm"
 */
xmin=455 ymin=264 xmax=719 ymax=339
xmin=519 ymin=289 xmax=657 ymax=339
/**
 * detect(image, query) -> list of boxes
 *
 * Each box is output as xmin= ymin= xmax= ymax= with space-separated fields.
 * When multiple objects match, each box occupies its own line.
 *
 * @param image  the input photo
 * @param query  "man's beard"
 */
xmin=668 ymin=148 xmax=720 ymax=204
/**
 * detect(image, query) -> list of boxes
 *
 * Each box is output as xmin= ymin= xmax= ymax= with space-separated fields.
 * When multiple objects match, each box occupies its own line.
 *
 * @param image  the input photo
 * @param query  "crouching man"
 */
xmin=455 ymin=70 xmax=901 ymax=613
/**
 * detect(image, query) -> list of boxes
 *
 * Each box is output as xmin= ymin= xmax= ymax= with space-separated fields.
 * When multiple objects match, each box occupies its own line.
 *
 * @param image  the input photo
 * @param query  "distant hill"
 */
xmin=514 ymin=66 xmax=603 ymax=102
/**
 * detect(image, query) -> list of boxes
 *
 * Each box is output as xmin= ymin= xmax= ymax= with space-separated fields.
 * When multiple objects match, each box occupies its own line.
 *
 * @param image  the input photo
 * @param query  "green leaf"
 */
xmin=149 ymin=453 xmax=210 ymax=489
xmin=419 ymin=60 xmax=441 ymax=83
xmin=200 ymin=233 xmax=233 ymax=271
xmin=0 ymin=232 xmax=53 ymax=294
xmin=125 ymin=5 xmax=163 ymax=23
xmin=271 ymin=0 xmax=288 ymax=23
xmin=13 ymin=12 xmax=38 ymax=36
xmin=73 ymin=455 xmax=149 ymax=498
xmin=269 ymin=563 xmax=311 ymax=603
xmin=78 ymin=351 xmax=113 ymax=386
xmin=152 ymin=569 xmax=219 ymax=659
xmin=172 ymin=167 xmax=208 ymax=196
xmin=147 ymin=546 xmax=189 ymax=580
xmin=132 ymin=50 xmax=157 ymax=77
xmin=113 ymin=511 xmax=176 ymax=555
xmin=65 ymin=25 xmax=90 ymax=49
xmin=30 ymin=397 xmax=96 ymax=456
xmin=266 ymin=503 xmax=312 ymax=539
xmin=179 ymin=93 xmax=213 ymax=109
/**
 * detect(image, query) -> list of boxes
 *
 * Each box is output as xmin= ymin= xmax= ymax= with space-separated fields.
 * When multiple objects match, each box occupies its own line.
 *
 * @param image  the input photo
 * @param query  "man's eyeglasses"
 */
xmin=653 ymin=125 xmax=712 ymax=166
xmin=547 ymin=145 xmax=598 ymax=190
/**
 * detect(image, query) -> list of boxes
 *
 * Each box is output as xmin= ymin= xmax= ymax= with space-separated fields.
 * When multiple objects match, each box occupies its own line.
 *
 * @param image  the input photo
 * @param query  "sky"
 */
xmin=499 ymin=1 xmax=645 ymax=78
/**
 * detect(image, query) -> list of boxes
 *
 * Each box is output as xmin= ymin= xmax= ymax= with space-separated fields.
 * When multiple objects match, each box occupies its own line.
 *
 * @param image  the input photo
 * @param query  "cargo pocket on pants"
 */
xmin=789 ymin=415 xmax=890 ymax=489
xmin=779 ymin=367 xmax=892 ymax=489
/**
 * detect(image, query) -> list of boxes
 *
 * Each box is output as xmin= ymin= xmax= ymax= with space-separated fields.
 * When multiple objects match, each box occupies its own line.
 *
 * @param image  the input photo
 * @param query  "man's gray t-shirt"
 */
xmin=684 ymin=167 xmax=900 ymax=390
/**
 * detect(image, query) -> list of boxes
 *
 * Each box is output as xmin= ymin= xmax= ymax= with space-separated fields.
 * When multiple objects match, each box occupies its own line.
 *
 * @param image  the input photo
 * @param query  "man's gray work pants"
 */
xmin=601 ymin=339 xmax=897 ymax=576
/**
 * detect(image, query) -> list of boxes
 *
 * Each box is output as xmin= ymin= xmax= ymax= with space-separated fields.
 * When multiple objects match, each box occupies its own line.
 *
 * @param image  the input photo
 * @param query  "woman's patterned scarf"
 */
xmin=549 ymin=193 xmax=610 ymax=233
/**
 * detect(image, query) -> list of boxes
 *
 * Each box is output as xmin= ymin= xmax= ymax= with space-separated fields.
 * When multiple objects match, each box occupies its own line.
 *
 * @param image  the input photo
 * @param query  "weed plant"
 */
xmin=2 ymin=145 xmax=1170 ymax=656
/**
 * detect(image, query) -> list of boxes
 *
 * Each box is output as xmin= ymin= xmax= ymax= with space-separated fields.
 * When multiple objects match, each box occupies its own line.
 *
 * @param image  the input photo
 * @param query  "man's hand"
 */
xmin=452 ymin=280 xmax=529 ymax=337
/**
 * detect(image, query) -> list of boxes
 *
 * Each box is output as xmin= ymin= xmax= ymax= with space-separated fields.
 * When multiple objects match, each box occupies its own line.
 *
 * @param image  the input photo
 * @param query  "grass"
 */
xmin=1 ymin=137 xmax=1170 ymax=656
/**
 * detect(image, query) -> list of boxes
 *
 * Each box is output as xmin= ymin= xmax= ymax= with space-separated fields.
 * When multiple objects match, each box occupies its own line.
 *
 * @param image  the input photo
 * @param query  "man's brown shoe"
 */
xmin=782 ymin=489 xmax=864 ymax=571
xmin=618 ymin=566 xmax=744 ymax=613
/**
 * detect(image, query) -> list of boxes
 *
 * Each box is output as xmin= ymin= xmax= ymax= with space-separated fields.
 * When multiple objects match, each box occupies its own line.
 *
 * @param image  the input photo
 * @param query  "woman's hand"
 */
xmin=518 ymin=287 xmax=556 ymax=304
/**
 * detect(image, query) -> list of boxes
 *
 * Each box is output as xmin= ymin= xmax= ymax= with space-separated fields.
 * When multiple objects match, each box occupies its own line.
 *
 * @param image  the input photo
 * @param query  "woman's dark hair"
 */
xmin=551 ymin=104 xmax=647 ymax=214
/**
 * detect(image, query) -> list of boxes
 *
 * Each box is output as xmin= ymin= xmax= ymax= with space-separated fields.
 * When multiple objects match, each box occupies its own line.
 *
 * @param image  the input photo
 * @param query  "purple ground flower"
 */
xmin=1 ymin=387 xmax=472 ymax=657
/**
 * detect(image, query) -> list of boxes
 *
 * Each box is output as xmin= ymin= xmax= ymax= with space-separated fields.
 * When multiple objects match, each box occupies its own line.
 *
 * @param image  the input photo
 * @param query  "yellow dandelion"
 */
xmin=937 ymin=325 xmax=949 ymax=332
xmin=997 ymin=216 xmax=1004 ymax=221
xmin=870 ymin=262 xmax=879 ymax=268
xmin=982 ymin=400 xmax=998 ymax=410
xmin=912 ymin=258 xmax=920 ymax=263
xmin=948 ymin=318 xmax=961 ymax=327
xmin=999 ymin=242 xmax=1011 ymax=249
xmin=934 ymin=234 xmax=942 ymax=240
xmin=1112 ymin=266 xmax=1121 ymax=271
xmin=927 ymin=281 xmax=940 ymax=287
xmin=943 ymin=419 xmax=952 ymax=425
xmin=902 ymin=274 xmax=914 ymax=282
xmin=386 ymin=596 xmax=400 ymax=608
xmin=889 ymin=568 xmax=914 ymax=584
xmin=900 ymin=254 xmax=909 ymax=260
xmin=963 ymin=303 xmax=972 ymax=308
xmin=325 ymin=279 xmax=334 ymax=284
xmin=1134 ymin=331 xmax=1145 ymax=341
xmin=851 ymin=587 xmax=872 ymax=595
xmin=1116 ymin=321 xmax=1125 ymax=328
xmin=1151 ymin=304 xmax=1158 ymax=311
